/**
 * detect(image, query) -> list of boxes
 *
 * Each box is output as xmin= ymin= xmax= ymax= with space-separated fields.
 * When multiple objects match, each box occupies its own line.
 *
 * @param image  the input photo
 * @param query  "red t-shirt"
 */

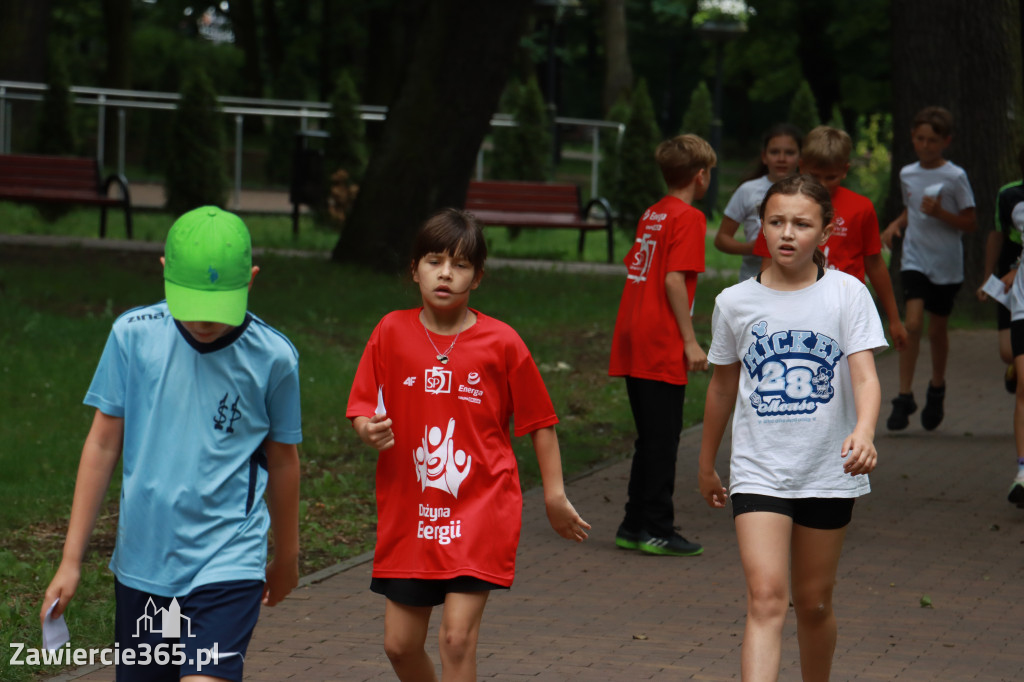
xmin=346 ymin=308 xmax=557 ymax=587
xmin=608 ymin=195 xmax=705 ymax=385
xmin=752 ymin=186 xmax=881 ymax=282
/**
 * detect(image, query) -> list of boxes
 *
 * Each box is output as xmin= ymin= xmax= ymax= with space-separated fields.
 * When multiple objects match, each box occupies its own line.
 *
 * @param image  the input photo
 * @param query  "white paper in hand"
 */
xmin=982 ymin=274 xmax=1013 ymax=309
xmin=43 ymin=598 xmax=70 ymax=651
xmin=923 ymin=182 xmax=943 ymax=199
xmin=376 ymin=385 xmax=386 ymax=417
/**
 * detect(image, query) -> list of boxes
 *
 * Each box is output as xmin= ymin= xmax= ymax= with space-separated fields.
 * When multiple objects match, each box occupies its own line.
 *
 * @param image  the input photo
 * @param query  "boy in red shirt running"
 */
xmin=609 ymin=134 xmax=716 ymax=556
xmin=753 ymin=126 xmax=908 ymax=351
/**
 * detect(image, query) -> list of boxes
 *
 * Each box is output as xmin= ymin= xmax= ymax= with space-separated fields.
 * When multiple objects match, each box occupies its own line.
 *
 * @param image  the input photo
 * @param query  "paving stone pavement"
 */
xmin=47 ymin=323 xmax=1024 ymax=681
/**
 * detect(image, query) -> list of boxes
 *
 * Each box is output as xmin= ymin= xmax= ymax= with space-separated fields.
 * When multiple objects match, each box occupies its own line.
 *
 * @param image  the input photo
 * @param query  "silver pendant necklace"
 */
xmin=422 ymin=309 xmax=469 ymax=365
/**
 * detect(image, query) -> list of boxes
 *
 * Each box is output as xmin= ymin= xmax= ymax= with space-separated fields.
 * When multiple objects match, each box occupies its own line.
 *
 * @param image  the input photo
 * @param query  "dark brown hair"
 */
xmin=911 ymin=106 xmax=954 ymax=138
xmin=758 ymin=174 xmax=834 ymax=268
xmin=410 ymin=208 xmax=488 ymax=272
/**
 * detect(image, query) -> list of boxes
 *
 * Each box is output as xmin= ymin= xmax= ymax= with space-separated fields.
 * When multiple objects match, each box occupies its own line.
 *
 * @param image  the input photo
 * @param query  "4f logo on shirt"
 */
xmin=214 ymin=393 xmax=242 ymax=433
xmin=414 ymin=418 xmax=471 ymax=498
xmin=424 ymin=367 xmax=452 ymax=394
xmin=743 ymin=320 xmax=842 ymax=417
xmin=627 ymin=233 xmax=657 ymax=283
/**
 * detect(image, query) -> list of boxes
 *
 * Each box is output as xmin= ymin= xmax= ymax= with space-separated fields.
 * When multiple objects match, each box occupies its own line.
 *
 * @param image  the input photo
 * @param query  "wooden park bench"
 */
xmin=0 ymin=154 xmax=133 ymax=238
xmin=465 ymin=180 xmax=615 ymax=262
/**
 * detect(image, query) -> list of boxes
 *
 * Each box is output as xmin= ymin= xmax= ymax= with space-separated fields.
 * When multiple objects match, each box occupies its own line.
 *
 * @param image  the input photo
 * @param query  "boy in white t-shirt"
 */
xmin=881 ymin=106 xmax=977 ymax=431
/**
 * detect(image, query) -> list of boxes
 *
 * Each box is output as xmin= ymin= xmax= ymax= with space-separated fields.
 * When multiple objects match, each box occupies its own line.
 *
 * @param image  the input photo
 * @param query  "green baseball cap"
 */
xmin=164 ymin=206 xmax=252 ymax=326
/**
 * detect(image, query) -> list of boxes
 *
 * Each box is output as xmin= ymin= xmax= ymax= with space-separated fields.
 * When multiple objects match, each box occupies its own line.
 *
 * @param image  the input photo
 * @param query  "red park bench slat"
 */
xmin=464 ymin=180 xmax=614 ymax=262
xmin=0 ymin=154 xmax=133 ymax=239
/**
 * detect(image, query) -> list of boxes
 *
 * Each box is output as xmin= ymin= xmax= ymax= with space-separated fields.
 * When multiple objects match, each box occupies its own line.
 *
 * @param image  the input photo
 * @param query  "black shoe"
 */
xmin=638 ymin=530 xmax=703 ymax=556
xmin=1006 ymin=365 xmax=1017 ymax=394
xmin=1009 ymin=479 xmax=1024 ymax=508
xmin=886 ymin=393 xmax=917 ymax=431
xmin=615 ymin=523 xmax=641 ymax=550
xmin=921 ymin=383 xmax=945 ymax=431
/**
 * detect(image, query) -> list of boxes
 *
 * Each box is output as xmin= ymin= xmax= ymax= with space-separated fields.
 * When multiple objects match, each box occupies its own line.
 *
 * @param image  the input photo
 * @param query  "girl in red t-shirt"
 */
xmin=347 ymin=208 xmax=590 ymax=681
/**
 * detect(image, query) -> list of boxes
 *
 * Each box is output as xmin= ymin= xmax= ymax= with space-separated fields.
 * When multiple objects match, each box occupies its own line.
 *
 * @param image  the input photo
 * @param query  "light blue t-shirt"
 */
xmin=85 ymin=302 xmax=301 ymax=597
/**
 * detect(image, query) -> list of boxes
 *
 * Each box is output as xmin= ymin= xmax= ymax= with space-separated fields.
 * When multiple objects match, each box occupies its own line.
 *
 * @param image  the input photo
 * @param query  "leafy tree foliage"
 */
xmin=612 ymin=79 xmax=666 ymax=228
xmin=681 ymin=80 xmax=712 ymax=139
xmin=491 ymin=78 xmax=552 ymax=181
xmin=325 ymin=70 xmax=368 ymax=183
xmin=34 ymin=51 xmax=77 ymax=156
xmin=787 ymin=80 xmax=821 ymax=139
xmin=164 ymin=69 xmax=228 ymax=215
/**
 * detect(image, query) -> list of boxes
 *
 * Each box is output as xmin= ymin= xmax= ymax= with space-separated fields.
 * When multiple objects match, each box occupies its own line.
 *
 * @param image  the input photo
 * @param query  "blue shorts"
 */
xmin=731 ymin=493 xmax=855 ymax=530
xmin=114 ymin=579 xmax=263 ymax=682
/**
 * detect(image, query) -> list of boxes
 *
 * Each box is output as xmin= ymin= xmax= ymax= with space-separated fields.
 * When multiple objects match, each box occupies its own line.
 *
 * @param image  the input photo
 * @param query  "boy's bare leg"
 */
xmin=791 ymin=525 xmax=847 ymax=682
xmin=927 ymin=312 xmax=950 ymax=388
xmin=438 ymin=591 xmax=489 ymax=682
xmin=898 ymin=299 xmax=925 ymax=394
xmin=383 ymin=599 xmax=438 ymax=682
xmin=736 ymin=512 xmax=792 ymax=682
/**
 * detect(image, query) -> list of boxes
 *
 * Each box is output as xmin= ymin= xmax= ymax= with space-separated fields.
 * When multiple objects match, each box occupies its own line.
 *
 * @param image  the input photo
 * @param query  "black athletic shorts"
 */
xmin=370 ymin=576 xmax=507 ymax=607
xmin=901 ymin=270 xmax=962 ymax=317
xmin=1011 ymin=319 xmax=1024 ymax=358
xmin=731 ymin=493 xmax=855 ymax=530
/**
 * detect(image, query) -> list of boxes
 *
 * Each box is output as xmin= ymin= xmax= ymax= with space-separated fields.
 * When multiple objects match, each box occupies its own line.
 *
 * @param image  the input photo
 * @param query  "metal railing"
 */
xmin=0 ymin=80 xmax=622 ymax=209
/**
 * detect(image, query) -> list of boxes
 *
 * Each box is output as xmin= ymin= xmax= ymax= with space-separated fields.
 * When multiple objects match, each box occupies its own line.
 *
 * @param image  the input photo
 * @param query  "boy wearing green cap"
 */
xmin=41 ymin=206 xmax=301 ymax=681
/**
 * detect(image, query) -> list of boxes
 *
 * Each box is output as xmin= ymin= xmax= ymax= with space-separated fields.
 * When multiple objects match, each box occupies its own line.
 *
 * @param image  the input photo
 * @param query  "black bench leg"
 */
xmin=292 ymin=204 xmax=300 ymax=238
xmin=125 ymin=205 xmax=133 ymax=240
xmin=606 ymin=224 xmax=613 ymax=263
xmin=578 ymin=229 xmax=586 ymax=260
xmin=100 ymin=206 xmax=108 ymax=239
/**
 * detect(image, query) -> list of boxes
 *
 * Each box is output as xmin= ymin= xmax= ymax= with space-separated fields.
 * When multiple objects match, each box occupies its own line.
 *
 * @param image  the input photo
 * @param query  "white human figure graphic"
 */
xmin=413 ymin=418 xmax=471 ymax=498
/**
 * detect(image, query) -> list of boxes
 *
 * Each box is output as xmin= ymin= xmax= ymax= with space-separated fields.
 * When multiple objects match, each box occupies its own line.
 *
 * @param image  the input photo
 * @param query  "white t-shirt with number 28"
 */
xmin=707 ymin=270 xmax=887 ymax=498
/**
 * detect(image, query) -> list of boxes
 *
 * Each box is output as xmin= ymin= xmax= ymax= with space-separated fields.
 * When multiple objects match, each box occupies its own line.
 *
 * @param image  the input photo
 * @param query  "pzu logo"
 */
xmin=424 ymin=367 xmax=452 ymax=395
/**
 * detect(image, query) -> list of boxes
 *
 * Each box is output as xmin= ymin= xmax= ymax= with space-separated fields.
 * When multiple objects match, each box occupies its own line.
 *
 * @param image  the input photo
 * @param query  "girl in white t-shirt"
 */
xmin=699 ymin=175 xmax=886 ymax=681
xmin=715 ymin=124 xmax=803 ymax=282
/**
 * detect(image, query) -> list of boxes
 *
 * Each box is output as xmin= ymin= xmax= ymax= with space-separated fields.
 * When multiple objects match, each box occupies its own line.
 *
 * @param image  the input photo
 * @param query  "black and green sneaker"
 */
xmin=638 ymin=530 xmax=703 ymax=556
xmin=615 ymin=524 xmax=641 ymax=550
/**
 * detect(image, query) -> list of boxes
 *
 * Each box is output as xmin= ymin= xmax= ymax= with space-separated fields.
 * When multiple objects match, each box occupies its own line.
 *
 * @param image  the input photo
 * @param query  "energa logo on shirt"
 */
xmin=627 ymin=232 xmax=657 ymax=283
xmin=413 ymin=417 xmax=471 ymax=498
xmin=742 ymin=320 xmax=843 ymax=417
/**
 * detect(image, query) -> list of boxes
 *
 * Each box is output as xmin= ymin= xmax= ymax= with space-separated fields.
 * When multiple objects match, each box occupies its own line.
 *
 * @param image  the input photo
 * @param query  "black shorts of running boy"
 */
xmin=901 ymin=270 xmax=962 ymax=317
xmin=114 ymin=578 xmax=263 ymax=682
xmin=731 ymin=493 xmax=855 ymax=530
xmin=1010 ymin=319 xmax=1024 ymax=358
xmin=371 ymin=576 xmax=508 ymax=607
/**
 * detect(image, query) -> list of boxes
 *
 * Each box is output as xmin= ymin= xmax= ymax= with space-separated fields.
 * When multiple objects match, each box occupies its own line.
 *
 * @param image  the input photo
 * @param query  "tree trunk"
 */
xmin=231 ymin=0 xmax=264 ymax=98
xmin=887 ymin=0 xmax=1024 ymax=302
xmin=332 ymin=0 xmax=532 ymax=271
xmin=101 ymin=0 xmax=132 ymax=166
xmin=0 ymin=0 xmax=51 ymax=82
xmin=602 ymin=0 xmax=633 ymax=114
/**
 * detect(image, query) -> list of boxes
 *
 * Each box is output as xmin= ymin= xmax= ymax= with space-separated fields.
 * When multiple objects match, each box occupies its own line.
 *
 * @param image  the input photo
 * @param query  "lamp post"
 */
xmin=694 ymin=1 xmax=750 ymax=216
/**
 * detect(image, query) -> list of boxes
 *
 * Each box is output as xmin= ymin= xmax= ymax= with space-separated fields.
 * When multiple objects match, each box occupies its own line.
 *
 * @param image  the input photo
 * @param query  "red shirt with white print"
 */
xmin=346 ymin=308 xmax=557 ymax=586
xmin=609 ymin=195 xmax=705 ymax=385
xmin=753 ymin=186 xmax=881 ymax=282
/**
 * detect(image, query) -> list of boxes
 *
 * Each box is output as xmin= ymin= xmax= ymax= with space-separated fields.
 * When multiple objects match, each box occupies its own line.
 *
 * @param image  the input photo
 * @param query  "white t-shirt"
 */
xmin=707 ymin=270 xmax=887 ymax=498
xmin=723 ymin=175 xmax=772 ymax=282
xmin=899 ymin=161 xmax=975 ymax=284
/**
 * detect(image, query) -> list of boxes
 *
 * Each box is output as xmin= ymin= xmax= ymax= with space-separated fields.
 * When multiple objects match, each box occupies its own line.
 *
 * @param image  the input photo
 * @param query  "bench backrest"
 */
xmin=0 ymin=154 xmax=102 ymax=193
xmin=466 ymin=180 xmax=582 ymax=216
